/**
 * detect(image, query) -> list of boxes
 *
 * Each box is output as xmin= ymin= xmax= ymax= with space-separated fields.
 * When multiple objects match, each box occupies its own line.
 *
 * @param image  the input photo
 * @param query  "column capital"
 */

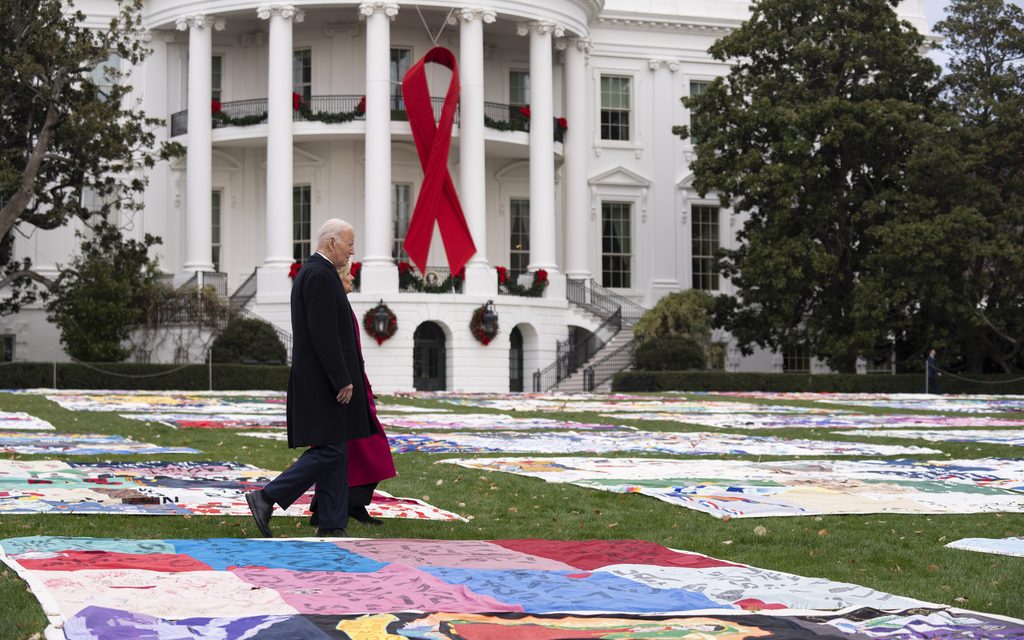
xmin=647 ymin=58 xmax=680 ymax=72
xmin=358 ymin=2 xmax=399 ymax=19
xmin=449 ymin=7 xmax=497 ymax=25
xmin=516 ymin=21 xmax=564 ymax=38
xmin=257 ymin=4 xmax=305 ymax=22
xmin=175 ymin=14 xmax=226 ymax=32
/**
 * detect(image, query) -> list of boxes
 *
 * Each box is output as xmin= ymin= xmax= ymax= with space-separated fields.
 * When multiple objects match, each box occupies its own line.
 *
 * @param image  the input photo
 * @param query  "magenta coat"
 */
xmin=347 ymin=311 xmax=397 ymax=487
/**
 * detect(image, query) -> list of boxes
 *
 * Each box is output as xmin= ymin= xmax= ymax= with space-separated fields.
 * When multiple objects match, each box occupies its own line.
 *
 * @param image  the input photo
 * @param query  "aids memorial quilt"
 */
xmin=379 ymin=413 xmax=636 ymax=431
xmin=3 ymin=536 xmax=1023 ymax=640
xmin=602 ymin=412 xmax=1024 ymax=430
xmin=439 ymin=457 xmax=1024 ymax=519
xmin=845 ymin=429 xmax=1024 ymax=446
xmin=437 ymin=397 xmax=836 ymax=414
xmin=0 ymin=460 xmax=464 ymax=521
xmin=120 ymin=413 xmax=286 ymax=429
xmin=945 ymin=536 xmax=1024 ymax=558
xmin=385 ymin=430 xmax=939 ymax=457
xmin=47 ymin=391 xmax=285 ymax=414
xmin=0 ymin=411 xmax=55 ymax=431
xmin=0 ymin=432 xmax=199 ymax=455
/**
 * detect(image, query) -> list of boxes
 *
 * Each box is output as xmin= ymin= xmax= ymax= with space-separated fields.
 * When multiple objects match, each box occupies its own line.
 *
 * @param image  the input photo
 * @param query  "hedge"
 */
xmin=0 ymin=362 xmax=288 ymax=391
xmin=612 ymin=370 xmax=1024 ymax=394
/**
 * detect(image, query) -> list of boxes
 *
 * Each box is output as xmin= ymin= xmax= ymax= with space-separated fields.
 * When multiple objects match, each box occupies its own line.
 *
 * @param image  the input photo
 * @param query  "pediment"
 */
xmin=588 ymin=166 xmax=651 ymax=187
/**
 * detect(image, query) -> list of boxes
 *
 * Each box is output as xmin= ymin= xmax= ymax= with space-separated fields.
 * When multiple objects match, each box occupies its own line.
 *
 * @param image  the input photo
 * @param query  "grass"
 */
xmin=0 ymin=391 xmax=1022 ymax=639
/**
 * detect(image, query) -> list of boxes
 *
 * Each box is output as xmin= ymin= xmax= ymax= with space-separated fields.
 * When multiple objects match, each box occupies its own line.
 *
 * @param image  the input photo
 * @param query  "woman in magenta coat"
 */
xmin=310 ymin=261 xmax=396 ymax=527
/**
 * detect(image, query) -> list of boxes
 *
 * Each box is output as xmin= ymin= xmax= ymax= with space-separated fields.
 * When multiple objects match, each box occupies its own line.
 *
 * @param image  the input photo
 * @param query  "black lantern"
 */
xmin=373 ymin=300 xmax=391 ymax=336
xmin=481 ymin=300 xmax=499 ymax=335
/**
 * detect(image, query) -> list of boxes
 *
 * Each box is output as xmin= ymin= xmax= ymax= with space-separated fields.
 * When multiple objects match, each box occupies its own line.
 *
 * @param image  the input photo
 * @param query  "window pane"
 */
xmin=211 ymin=56 xmax=223 ymax=102
xmin=392 ymin=183 xmax=412 ymax=261
xmin=510 ymin=198 xmax=530 ymax=278
xmin=292 ymin=49 xmax=311 ymax=103
xmin=689 ymin=81 xmax=710 ymax=144
xmin=601 ymin=202 xmax=631 ymax=288
xmin=783 ymin=345 xmax=810 ymax=373
xmin=293 ymin=185 xmax=311 ymax=262
xmin=211 ymin=191 xmax=222 ymax=272
xmin=390 ymin=48 xmax=412 ymax=111
xmin=600 ymin=76 xmax=631 ymax=141
xmin=509 ymin=70 xmax=530 ymax=106
xmin=1 ymin=335 xmax=13 ymax=362
xmin=691 ymin=205 xmax=720 ymax=290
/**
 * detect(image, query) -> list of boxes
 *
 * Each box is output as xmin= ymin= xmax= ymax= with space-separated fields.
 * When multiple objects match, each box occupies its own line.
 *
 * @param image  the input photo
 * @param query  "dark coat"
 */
xmin=286 ymin=252 xmax=376 ymax=448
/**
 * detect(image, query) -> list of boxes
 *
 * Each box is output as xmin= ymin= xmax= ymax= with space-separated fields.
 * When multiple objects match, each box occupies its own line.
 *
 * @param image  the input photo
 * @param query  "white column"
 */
xmin=176 ymin=14 xmax=224 ymax=274
xmin=562 ymin=36 xmax=591 ymax=281
xmin=518 ymin=21 xmax=564 ymax=297
xmin=457 ymin=7 xmax=497 ymax=295
xmin=359 ymin=1 xmax=400 ymax=294
xmin=649 ymin=59 xmax=682 ymax=302
xmin=259 ymin=4 xmax=304 ymax=270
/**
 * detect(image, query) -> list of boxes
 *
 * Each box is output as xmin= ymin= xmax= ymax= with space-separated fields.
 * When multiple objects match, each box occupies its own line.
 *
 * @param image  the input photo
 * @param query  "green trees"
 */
xmin=633 ymin=290 xmax=715 ymax=370
xmin=0 ymin=0 xmax=175 ymax=314
xmin=45 ymin=222 xmax=161 ymax=362
xmin=211 ymin=317 xmax=288 ymax=365
xmin=679 ymin=0 xmax=1024 ymax=373
xmin=858 ymin=0 xmax=1024 ymax=372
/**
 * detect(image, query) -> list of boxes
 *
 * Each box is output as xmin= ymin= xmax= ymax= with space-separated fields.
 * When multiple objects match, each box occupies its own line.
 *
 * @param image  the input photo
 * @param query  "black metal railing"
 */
xmin=583 ymin=336 xmax=640 ymax=391
xmin=533 ymin=308 xmax=622 ymax=392
xmin=567 ymin=278 xmax=646 ymax=324
xmin=229 ymin=269 xmax=258 ymax=309
xmin=171 ymin=96 xmax=559 ymax=139
xmin=399 ymin=265 xmax=464 ymax=294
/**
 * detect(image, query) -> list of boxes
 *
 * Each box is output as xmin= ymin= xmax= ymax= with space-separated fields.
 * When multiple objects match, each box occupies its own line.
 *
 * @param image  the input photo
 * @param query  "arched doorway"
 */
xmin=509 ymin=326 xmax=524 ymax=392
xmin=413 ymin=322 xmax=446 ymax=391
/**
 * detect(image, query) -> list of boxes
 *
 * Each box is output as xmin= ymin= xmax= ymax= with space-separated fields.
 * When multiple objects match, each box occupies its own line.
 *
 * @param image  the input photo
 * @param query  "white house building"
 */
xmin=4 ymin=0 xmax=929 ymax=392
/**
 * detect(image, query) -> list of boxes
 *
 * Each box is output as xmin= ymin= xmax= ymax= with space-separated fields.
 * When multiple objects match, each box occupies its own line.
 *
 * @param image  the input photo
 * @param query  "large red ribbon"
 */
xmin=401 ymin=47 xmax=477 ymax=276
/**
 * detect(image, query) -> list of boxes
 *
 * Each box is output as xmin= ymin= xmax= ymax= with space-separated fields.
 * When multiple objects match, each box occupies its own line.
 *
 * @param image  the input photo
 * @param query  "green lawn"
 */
xmin=0 ymin=391 xmax=1021 ymax=640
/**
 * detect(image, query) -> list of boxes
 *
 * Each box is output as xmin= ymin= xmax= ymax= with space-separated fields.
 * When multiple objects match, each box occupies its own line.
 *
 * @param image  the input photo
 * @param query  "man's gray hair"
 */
xmin=316 ymin=219 xmax=352 ymax=248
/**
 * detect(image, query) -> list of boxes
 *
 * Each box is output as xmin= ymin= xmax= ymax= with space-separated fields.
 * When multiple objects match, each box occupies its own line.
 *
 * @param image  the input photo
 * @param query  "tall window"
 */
xmin=392 ymin=183 xmax=412 ymax=262
xmin=211 ymin=191 xmax=222 ymax=272
xmin=211 ymin=55 xmax=223 ymax=102
xmin=691 ymin=205 xmax=720 ymax=290
xmin=292 ymin=48 xmax=311 ymax=103
xmin=390 ymin=48 xmax=412 ymax=111
xmin=783 ymin=346 xmax=811 ymax=373
xmin=509 ymin=70 xmax=530 ymax=106
xmin=601 ymin=202 xmax=632 ymax=288
xmin=600 ymin=75 xmax=631 ymax=141
xmin=688 ymin=80 xmax=710 ymax=144
xmin=509 ymin=198 xmax=530 ymax=278
xmin=293 ymin=185 xmax=311 ymax=262
xmin=1 ymin=335 xmax=13 ymax=362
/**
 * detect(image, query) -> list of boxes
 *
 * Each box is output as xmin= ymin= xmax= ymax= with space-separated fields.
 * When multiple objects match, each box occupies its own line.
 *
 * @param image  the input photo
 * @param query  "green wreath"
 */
xmin=470 ymin=304 xmax=499 ymax=346
xmin=363 ymin=303 xmax=397 ymax=346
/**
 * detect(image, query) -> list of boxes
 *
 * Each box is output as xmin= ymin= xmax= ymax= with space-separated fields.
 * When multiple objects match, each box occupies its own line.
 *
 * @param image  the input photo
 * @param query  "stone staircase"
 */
xmin=554 ymin=327 xmax=635 ymax=392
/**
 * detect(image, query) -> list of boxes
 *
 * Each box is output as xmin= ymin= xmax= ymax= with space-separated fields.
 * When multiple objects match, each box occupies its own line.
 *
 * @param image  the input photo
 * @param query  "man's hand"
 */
xmin=336 ymin=384 xmax=353 ymax=405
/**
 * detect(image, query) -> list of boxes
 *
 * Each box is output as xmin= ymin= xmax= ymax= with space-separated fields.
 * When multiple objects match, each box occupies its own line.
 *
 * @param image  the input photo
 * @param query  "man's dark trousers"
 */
xmin=262 ymin=442 xmax=348 ymax=530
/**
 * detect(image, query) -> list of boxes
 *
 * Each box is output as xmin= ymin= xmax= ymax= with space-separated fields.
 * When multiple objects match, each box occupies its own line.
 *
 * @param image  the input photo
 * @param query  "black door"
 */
xmin=509 ymin=326 xmax=524 ymax=392
xmin=413 ymin=322 xmax=446 ymax=391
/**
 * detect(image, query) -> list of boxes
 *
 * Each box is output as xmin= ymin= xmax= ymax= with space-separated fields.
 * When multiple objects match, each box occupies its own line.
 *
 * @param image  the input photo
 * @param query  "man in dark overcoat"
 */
xmin=245 ymin=219 xmax=377 ymax=537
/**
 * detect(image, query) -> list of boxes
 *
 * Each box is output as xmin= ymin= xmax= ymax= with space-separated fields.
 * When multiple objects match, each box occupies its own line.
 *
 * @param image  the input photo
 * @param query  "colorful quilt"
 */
xmin=705 ymin=392 xmax=1024 ymax=414
xmin=602 ymin=412 xmax=1024 ymax=430
xmin=0 ymin=460 xmax=464 ymax=521
xmin=382 ymin=430 xmax=939 ymax=457
xmin=4 ymin=536 xmax=1023 ymax=640
xmin=945 ymin=536 xmax=1024 ymax=558
xmin=379 ymin=413 xmax=637 ymax=431
xmin=47 ymin=391 xmax=285 ymax=414
xmin=439 ymin=457 xmax=1024 ymax=519
xmin=120 ymin=413 xmax=286 ymax=429
xmin=0 ymin=432 xmax=199 ymax=455
xmin=0 ymin=411 xmax=55 ymax=431
xmin=437 ymin=398 xmax=836 ymax=414
xmin=846 ymin=429 xmax=1024 ymax=446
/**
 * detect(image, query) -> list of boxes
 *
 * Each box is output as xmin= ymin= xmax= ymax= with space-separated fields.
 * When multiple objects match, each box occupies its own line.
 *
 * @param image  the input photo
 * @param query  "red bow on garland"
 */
xmin=400 ymin=47 xmax=477 ymax=276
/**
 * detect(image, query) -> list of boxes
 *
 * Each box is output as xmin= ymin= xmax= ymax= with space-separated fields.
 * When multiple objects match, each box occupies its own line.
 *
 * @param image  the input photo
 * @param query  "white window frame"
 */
xmin=292 ymin=47 xmax=312 ymax=103
xmin=293 ymin=184 xmax=312 ymax=262
xmin=690 ymin=204 xmax=721 ymax=291
xmin=592 ymin=67 xmax=642 ymax=154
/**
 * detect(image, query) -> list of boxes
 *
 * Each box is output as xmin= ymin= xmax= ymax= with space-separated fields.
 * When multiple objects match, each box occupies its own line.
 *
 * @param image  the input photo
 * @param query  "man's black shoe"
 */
xmin=316 ymin=528 xmax=349 ymax=537
xmin=309 ymin=496 xmax=318 ymax=527
xmin=245 ymin=490 xmax=273 ymax=538
xmin=350 ymin=505 xmax=383 ymax=526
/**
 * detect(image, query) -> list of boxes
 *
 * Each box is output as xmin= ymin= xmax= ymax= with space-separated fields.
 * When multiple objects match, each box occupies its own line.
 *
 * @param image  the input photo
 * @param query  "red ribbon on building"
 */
xmin=401 ymin=47 xmax=476 ymax=276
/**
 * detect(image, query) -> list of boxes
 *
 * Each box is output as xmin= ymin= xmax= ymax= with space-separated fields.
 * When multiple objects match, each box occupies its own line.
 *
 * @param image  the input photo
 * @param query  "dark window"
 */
xmin=413 ymin=322 xmax=446 ymax=391
xmin=1 ymin=335 xmax=13 ymax=362
xmin=390 ymin=48 xmax=412 ymax=111
xmin=211 ymin=55 xmax=223 ymax=101
xmin=211 ymin=191 xmax=222 ymax=272
xmin=691 ymin=205 xmax=720 ymax=290
xmin=292 ymin=48 xmax=311 ymax=103
xmin=688 ymin=80 xmax=710 ymax=144
xmin=392 ymin=183 xmax=412 ymax=262
xmin=509 ymin=327 xmax=524 ymax=392
xmin=510 ymin=198 xmax=530 ymax=279
xmin=293 ymin=185 xmax=311 ymax=262
xmin=783 ymin=346 xmax=811 ymax=373
xmin=601 ymin=202 xmax=631 ymax=288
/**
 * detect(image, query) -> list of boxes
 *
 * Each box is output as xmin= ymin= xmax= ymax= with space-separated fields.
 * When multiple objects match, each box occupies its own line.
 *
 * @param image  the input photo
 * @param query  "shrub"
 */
xmin=210 ymin=317 xmax=287 ymax=365
xmin=633 ymin=336 xmax=706 ymax=371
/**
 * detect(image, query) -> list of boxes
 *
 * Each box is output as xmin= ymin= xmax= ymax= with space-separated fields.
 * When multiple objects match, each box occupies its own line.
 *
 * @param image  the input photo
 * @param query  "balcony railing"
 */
xmin=171 ymin=96 xmax=560 ymax=141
